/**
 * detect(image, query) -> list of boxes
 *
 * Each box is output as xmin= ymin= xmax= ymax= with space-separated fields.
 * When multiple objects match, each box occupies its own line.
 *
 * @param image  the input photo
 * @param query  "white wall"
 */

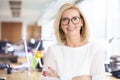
xmin=106 ymin=0 xmax=120 ymax=58
xmin=78 ymin=0 xmax=106 ymax=40
xmin=40 ymin=19 xmax=57 ymax=52
xmin=78 ymin=0 xmax=120 ymax=63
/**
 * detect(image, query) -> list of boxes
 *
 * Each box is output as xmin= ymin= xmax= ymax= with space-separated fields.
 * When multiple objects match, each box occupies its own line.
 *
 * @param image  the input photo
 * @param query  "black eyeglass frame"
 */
xmin=61 ymin=16 xmax=81 ymax=25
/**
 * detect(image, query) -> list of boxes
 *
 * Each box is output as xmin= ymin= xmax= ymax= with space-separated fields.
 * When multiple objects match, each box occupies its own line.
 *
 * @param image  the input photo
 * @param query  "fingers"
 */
xmin=48 ymin=67 xmax=60 ymax=78
xmin=43 ymin=71 xmax=53 ymax=77
xmin=42 ymin=67 xmax=60 ymax=78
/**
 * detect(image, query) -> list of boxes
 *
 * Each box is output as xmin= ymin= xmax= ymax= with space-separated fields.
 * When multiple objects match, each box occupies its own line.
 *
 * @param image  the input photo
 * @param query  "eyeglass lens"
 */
xmin=61 ymin=17 xmax=80 ymax=25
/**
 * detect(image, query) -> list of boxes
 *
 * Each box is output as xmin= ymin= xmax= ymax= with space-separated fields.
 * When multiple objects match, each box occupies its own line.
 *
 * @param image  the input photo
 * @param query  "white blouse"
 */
xmin=41 ymin=42 xmax=106 ymax=80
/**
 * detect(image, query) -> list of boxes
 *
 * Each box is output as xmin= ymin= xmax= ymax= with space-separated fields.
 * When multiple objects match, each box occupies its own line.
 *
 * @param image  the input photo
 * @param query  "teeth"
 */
xmin=67 ymin=27 xmax=75 ymax=31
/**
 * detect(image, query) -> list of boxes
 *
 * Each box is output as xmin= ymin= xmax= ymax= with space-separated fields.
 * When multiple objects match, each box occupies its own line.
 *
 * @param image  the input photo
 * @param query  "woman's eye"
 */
xmin=73 ymin=17 xmax=77 ymax=20
xmin=63 ymin=18 xmax=69 ymax=21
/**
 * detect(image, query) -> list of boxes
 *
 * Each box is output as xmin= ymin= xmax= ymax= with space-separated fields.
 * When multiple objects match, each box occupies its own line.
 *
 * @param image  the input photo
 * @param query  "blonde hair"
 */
xmin=54 ymin=3 xmax=89 ymax=43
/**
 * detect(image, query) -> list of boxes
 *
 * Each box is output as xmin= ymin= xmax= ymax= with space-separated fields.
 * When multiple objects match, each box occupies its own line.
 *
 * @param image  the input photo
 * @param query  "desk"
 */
xmin=0 ymin=54 xmax=18 ymax=63
xmin=106 ymin=72 xmax=120 ymax=80
xmin=0 ymin=70 xmax=41 ymax=80
xmin=107 ymin=75 xmax=120 ymax=80
xmin=109 ymin=77 xmax=120 ymax=80
xmin=0 ymin=70 xmax=120 ymax=80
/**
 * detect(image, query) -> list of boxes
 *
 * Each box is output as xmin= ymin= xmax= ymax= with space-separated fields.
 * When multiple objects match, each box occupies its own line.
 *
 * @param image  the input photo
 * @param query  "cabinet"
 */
xmin=27 ymin=24 xmax=41 ymax=40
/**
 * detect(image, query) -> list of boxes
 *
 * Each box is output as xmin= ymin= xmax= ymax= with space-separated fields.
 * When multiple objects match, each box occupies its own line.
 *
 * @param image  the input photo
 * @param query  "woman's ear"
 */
xmin=80 ymin=18 xmax=83 ymax=27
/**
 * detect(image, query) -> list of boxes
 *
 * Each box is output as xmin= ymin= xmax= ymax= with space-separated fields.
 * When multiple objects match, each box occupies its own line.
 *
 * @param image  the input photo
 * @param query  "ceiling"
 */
xmin=0 ymin=0 xmax=82 ymax=25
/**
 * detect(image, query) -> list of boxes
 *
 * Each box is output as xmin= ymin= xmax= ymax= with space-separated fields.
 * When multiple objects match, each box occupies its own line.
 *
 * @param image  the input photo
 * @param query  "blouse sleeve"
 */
xmin=41 ymin=46 xmax=60 ymax=80
xmin=41 ymin=44 xmax=72 ymax=80
xmin=90 ymin=43 xmax=107 ymax=80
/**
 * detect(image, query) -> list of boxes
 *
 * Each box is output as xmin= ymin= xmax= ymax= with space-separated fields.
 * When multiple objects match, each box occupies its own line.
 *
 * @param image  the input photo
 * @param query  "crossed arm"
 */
xmin=42 ymin=67 xmax=92 ymax=80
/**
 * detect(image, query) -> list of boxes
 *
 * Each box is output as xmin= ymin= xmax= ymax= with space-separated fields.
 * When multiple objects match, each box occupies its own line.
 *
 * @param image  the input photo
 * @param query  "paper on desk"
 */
xmin=12 ymin=63 xmax=29 ymax=72
xmin=12 ymin=63 xmax=28 ymax=68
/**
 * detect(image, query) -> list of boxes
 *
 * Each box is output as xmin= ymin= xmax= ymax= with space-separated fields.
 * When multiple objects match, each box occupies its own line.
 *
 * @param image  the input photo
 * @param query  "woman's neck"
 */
xmin=65 ymin=36 xmax=86 ymax=47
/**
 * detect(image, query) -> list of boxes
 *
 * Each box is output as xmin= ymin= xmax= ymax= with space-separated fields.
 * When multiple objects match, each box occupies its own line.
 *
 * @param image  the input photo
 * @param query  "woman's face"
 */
xmin=60 ymin=9 xmax=83 ymax=37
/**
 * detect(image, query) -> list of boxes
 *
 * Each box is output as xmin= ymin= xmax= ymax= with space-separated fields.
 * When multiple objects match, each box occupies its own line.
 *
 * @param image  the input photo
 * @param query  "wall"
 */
xmin=1 ymin=22 xmax=22 ymax=43
xmin=27 ymin=24 xmax=41 ymax=40
xmin=78 ymin=0 xmax=120 ymax=63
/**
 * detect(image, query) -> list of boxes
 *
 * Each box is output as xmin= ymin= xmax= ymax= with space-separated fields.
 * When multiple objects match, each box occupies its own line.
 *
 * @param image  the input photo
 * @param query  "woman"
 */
xmin=41 ymin=3 xmax=106 ymax=80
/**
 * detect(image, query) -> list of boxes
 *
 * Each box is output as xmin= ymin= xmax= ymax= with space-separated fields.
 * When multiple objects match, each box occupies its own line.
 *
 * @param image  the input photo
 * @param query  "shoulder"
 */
xmin=46 ymin=43 xmax=64 ymax=53
xmin=88 ymin=41 xmax=106 ymax=56
xmin=88 ymin=41 xmax=106 ymax=63
xmin=48 ymin=43 xmax=64 ymax=49
xmin=45 ymin=43 xmax=64 ymax=58
xmin=88 ymin=40 xmax=106 ymax=50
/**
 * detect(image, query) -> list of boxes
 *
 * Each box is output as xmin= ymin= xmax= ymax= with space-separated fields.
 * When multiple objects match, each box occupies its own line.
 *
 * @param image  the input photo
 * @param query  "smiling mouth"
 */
xmin=67 ymin=27 xmax=76 ymax=31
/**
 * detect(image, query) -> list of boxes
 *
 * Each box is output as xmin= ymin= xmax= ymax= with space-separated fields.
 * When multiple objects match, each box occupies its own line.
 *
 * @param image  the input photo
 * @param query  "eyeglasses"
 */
xmin=61 ymin=16 xmax=81 ymax=25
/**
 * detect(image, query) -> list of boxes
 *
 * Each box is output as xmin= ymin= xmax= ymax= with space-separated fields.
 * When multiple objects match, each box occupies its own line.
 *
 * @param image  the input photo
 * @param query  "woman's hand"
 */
xmin=72 ymin=75 xmax=92 ymax=80
xmin=42 ymin=67 xmax=60 ymax=78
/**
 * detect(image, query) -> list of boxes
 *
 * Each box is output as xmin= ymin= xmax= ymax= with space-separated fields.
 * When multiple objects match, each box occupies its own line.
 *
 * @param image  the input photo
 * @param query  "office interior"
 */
xmin=0 ymin=0 xmax=120 ymax=80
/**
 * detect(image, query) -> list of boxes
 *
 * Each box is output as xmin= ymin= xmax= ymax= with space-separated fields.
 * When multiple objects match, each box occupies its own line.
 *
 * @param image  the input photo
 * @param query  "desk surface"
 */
xmin=107 ymin=75 xmax=120 ymax=80
xmin=0 ymin=70 xmax=41 ymax=80
xmin=0 ymin=70 xmax=120 ymax=80
xmin=110 ymin=77 xmax=120 ymax=80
